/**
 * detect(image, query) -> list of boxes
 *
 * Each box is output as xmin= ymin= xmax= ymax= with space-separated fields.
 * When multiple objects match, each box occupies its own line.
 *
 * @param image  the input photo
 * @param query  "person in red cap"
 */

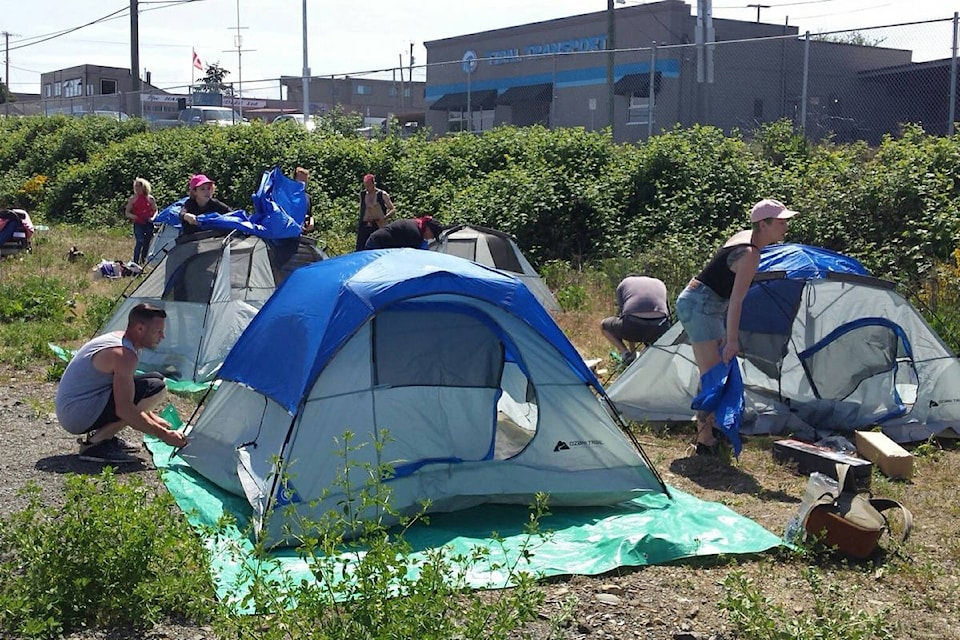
xmin=674 ymin=198 xmax=799 ymax=455
xmin=179 ymin=174 xmax=233 ymax=236
xmin=355 ymin=173 xmax=395 ymax=251
xmin=363 ymin=215 xmax=442 ymax=250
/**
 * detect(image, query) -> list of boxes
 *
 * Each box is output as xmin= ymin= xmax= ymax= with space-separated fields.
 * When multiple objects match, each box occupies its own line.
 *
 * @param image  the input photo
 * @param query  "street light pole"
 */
xmin=302 ymin=0 xmax=310 ymax=118
xmin=606 ymin=0 xmax=615 ymax=136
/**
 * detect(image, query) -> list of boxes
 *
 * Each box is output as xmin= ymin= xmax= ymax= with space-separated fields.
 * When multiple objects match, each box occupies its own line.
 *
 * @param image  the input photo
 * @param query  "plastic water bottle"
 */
xmin=784 ymin=472 xmax=839 ymax=542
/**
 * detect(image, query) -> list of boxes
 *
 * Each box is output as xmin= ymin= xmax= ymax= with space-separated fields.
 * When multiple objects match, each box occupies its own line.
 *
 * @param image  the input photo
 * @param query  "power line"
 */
xmin=8 ymin=6 xmax=129 ymax=52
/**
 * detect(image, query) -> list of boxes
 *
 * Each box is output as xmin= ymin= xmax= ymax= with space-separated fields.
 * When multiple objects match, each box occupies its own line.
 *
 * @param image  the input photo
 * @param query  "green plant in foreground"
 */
xmin=215 ymin=430 xmax=547 ymax=640
xmin=720 ymin=566 xmax=893 ymax=640
xmin=0 ymin=470 xmax=217 ymax=638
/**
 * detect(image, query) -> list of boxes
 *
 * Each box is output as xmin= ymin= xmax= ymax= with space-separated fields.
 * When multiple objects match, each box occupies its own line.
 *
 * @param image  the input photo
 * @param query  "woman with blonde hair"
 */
xmin=124 ymin=177 xmax=158 ymax=265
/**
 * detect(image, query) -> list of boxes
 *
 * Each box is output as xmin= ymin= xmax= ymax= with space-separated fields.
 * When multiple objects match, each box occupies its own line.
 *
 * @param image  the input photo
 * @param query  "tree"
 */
xmin=0 ymin=79 xmax=14 ymax=104
xmin=197 ymin=62 xmax=231 ymax=93
xmin=814 ymin=31 xmax=885 ymax=47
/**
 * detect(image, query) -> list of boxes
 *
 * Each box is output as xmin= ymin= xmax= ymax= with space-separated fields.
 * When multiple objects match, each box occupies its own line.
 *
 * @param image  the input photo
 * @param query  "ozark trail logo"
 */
xmin=554 ymin=439 xmax=602 ymax=452
xmin=275 ymin=481 xmax=301 ymax=506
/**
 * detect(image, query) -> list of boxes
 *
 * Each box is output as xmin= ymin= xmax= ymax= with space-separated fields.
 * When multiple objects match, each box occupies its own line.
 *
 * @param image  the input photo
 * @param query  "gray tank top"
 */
xmin=55 ymin=332 xmax=136 ymax=433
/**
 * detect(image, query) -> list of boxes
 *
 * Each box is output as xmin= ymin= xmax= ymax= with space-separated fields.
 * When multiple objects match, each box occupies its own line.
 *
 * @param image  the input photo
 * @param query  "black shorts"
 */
xmin=88 ymin=372 xmax=166 ymax=432
xmin=602 ymin=315 xmax=670 ymax=346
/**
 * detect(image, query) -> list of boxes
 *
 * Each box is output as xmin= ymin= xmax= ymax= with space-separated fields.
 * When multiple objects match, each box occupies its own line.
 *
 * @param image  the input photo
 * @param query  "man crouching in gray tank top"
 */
xmin=55 ymin=302 xmax=188 ymax=463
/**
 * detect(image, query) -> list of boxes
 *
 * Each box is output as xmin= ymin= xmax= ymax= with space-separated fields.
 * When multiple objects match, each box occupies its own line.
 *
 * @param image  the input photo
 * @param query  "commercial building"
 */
xmin=423 ymin=0 xmax=922 ymax=143
xmin=280 ymin=75 xmax=426 ymax=130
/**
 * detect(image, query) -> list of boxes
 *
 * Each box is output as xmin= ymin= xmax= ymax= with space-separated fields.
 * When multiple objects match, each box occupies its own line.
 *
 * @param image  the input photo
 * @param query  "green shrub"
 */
xmin=0 ymin=471 xmax=216 ymax=638
xmin=0 ymin=275 xmax=69 ymax=322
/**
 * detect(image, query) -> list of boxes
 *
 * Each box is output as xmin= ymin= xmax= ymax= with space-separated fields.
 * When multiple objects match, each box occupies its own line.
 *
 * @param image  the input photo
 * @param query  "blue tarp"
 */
xmin=160 ymin=166 xmax=307 ymax=240
xmin=691 ymin=358 xmax=745 ymax=456
xmin=758 ymin=243 xmax=869 ymax=279
xmin=154 ymin=197 xmax=186 ymax=228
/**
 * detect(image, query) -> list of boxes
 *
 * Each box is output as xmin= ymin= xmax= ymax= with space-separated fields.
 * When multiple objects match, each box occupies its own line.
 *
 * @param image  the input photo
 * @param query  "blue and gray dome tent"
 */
xmin=609 ymin=244 xmax=960 ymax=444
xmin=179 ymin=249 xmax=668 ymax=547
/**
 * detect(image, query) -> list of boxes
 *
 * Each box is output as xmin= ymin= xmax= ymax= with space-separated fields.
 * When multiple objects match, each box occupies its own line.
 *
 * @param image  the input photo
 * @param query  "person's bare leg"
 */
xmin=691 ymin=340 xmax=722 ymax=446
xmin=601 ymin=327 xmax=629 ymax=359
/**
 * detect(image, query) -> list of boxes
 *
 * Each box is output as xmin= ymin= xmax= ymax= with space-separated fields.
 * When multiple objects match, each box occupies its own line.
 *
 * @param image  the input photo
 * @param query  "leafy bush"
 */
xmin=0 ymin=471 xmax=216 ymax=638
xmin=0 ymin=275 xmax=68 ymax=322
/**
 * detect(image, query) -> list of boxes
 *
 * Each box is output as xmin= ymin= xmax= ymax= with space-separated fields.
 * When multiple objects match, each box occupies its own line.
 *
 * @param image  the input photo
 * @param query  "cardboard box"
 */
xmin=772 ymin=438 xmax=872 ymax=490
xmin=855 ymin=431 xmax=913 ymax=480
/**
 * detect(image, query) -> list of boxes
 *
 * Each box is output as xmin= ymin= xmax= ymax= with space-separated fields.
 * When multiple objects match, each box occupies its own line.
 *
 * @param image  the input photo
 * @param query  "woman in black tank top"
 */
xmin=675 ymin=199 xmax=799 ymax=454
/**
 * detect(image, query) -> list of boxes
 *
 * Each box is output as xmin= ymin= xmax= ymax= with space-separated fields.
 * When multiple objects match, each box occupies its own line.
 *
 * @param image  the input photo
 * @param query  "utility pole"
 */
xmin=747 ymin=3 xmax=770 ymax=23
xmin=606 ymin=0 xmax=615 ymax=137
xmin=301 ymin=0 xmax=309 ymax=119
xmin=2 ymin=30 xmax=20 ymax=117
xmin=408 ymin=41 xmax=414 ymax=111
xmin=129 ymin=0 xmax=141 ymax=117
xmin=226 ymin=0 xmax=255 ymax=118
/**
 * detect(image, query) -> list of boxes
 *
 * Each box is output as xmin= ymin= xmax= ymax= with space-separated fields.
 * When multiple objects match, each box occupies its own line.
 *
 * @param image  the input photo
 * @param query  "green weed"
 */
xmin=720 ymin=566 xmax=893 ymax=640
xmin=0 ymin=470 xmax=217 ymax=638
xmin=214 ymin=430 xmax=547 ymax=640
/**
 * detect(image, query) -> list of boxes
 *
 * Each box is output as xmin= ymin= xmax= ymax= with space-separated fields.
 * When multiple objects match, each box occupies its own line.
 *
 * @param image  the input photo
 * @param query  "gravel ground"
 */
xmin=2 ymin=369 xmax=959 ymax=640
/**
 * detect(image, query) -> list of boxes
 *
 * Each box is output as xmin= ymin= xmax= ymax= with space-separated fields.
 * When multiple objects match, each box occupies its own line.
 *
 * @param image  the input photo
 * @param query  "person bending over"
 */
xmin=601 ymin=274 xmax=670 ymax=366
xmin=364 ymin=216 xmax=442 ymax=250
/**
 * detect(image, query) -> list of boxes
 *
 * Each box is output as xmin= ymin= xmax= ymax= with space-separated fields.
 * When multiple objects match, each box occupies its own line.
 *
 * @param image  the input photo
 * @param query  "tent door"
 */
xmin=798 ymin=318 xmax=917 ymax=421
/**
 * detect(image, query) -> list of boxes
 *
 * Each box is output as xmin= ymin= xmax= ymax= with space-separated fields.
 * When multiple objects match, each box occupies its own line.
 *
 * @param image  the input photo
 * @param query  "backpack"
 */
xmin=802 ymin=463 xmax=913 ymax=559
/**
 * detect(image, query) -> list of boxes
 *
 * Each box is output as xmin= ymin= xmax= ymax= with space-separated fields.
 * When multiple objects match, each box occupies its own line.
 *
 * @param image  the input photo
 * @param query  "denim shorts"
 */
xmin=675 ymin=280 xmax=728 ymax=343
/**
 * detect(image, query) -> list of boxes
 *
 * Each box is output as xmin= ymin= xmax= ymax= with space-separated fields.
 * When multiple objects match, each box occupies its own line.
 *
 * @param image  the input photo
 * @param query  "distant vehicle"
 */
xmin=81 ymin=110 xmax=130 ymax=121
xmin=272 ymin=113 xmax=316 ymax=131
xmin=179 ymin=106 xmax=246 ymax=127
xmin=152 ymin=105 xmax=247 ymax=129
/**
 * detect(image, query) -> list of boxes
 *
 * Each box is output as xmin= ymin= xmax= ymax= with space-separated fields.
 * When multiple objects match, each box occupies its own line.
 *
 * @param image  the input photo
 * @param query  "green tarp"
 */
xmin=149 ymin=407 xmax=784 ymax=613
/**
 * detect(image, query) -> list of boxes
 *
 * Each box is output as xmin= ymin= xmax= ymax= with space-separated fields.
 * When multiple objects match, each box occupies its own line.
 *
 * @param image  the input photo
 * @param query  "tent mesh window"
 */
xmin=800 ymin=324 xmax=900 ymax=400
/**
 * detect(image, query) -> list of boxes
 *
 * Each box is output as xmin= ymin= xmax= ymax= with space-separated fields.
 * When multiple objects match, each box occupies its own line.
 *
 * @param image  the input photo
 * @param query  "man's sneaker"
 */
xmin=78 ymin=438 xmax=138 ymax=464
xmin=110 ymin=435 xmax=141 ymax=453
xmin=77 ymin=433 xmax=140 ymax=453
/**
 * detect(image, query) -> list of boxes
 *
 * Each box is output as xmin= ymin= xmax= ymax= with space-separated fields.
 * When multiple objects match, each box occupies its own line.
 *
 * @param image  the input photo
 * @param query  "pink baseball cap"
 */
xmin=189 ymin=174 xmax=214 ymax=189
xmin=750 ymin=198 xmax=799 ymax=223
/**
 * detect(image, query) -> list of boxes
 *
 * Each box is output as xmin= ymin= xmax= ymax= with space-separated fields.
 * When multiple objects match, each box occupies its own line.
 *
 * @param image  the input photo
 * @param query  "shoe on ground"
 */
xmin=622 ymin=351 xmax=637 ymax=366
xmin=78 ymin=438 xmax=139 ymax=464
xmin=77 ymin=433 xmax=140 ymax=453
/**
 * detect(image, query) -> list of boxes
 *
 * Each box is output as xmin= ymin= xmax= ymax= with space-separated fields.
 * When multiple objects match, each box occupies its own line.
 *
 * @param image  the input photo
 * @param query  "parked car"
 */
xmin=181 ymin=106 xmax=246 ymax=126
xmin=81 ymin=110 xmax=130 ymax=121
xmin=272 ymin=113 xmax=316 ymax=132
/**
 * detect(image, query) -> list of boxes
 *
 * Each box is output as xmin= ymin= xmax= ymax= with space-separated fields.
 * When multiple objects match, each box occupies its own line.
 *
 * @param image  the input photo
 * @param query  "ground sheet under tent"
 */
xmin=147 ymin=406 xmax=784 ymax=613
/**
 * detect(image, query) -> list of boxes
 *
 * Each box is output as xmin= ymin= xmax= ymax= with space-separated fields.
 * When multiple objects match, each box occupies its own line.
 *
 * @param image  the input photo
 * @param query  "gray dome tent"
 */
xmin=429 ymin=224 xmax=560 ymax=312
xmin=608 ymin=244 xmax=960 ymax=444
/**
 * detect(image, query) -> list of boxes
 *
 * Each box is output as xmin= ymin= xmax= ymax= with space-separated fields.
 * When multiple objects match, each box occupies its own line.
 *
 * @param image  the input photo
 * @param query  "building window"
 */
xmin=64 ymin=78 xmax=82 ymax=98
xmin=44 ymin=84 xmax=51 ymax=98
xmin=54 ymin=81 xmax=62 ymax=97
xmin=86 ymin=84 xmax=94 ymax=96
xmin=448 ymin=109 xmax=494 ymax=133
xmin=627 ymin=95 xmax=650 ymax=125
xmin=389 ymin=87 xmax=412 ymax=98
xmin=101 ymin=79 xmax=117 ymax=95
xmin=355 ymin=84 xmax=371 ymax=95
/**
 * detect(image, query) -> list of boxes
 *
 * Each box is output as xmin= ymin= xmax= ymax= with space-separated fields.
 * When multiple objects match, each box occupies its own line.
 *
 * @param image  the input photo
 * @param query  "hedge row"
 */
xmin=2 ymin=115 xmax=959 ymax=285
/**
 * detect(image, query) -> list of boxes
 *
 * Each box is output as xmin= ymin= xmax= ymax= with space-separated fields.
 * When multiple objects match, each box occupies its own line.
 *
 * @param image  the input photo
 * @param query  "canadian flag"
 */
xmin=192 ymin=49 xmax=203 ymax=71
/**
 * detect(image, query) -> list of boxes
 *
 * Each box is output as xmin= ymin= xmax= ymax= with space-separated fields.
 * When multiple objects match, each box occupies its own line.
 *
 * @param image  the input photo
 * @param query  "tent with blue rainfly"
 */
xmin=608 ymin=243 xmax=960 ymax=444
xmin=145 ymin=198 xmax=184 ymax=266
xmin=98 ymin=167 xmax=326 ymax=386
xmin=178 ymin=249 xmax=669 ymax=547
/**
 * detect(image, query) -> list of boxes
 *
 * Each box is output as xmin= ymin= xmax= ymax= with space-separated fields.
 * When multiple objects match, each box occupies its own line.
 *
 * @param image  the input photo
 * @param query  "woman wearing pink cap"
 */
xmin=179 ymin=174 xmax=232 ymax=235
xmin=674 ymin=198 xmax=799 ymax=455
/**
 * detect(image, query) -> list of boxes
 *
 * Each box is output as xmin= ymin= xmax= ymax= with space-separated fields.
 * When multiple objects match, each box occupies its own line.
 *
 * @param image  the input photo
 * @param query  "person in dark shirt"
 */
xmin=674 ymin=198 xmax=799 ymax=454
xmin=179 ymin=174 xmax=232 ymax=235
xmin=294 ymin=167 xmax=315 ymax=233
xmin=364 ymin=216 xmax=442 ymax=250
